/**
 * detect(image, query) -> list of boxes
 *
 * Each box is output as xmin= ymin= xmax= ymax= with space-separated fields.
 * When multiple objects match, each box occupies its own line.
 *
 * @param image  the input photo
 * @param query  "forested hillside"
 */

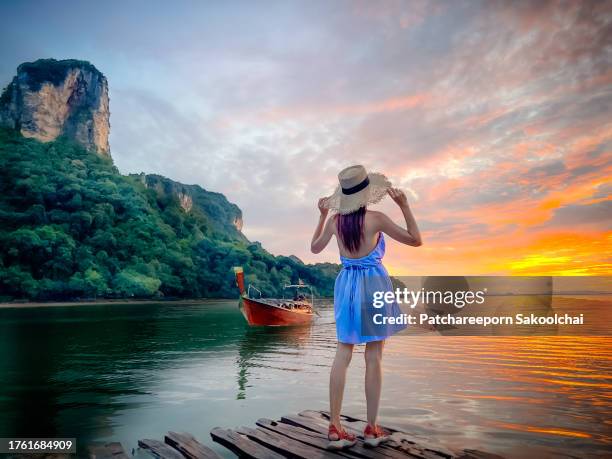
xmin=0 ymin=128 xmax=338 ymax=301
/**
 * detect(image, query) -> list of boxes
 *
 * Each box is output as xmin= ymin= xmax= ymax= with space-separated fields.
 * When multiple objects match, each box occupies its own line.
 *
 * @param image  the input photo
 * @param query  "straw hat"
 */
xmin=323 ymin=165 xmax=391 ymax=214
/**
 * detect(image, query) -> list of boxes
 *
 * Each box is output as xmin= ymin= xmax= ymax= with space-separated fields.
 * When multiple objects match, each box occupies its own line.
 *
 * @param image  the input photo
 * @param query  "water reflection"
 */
xmin=0 ymin=298 xmax=610 ymax=458
xmin=0 ymin=302 xmax=246 ymax=446
xmin=236 ymin=325 xmax=312 ymax=400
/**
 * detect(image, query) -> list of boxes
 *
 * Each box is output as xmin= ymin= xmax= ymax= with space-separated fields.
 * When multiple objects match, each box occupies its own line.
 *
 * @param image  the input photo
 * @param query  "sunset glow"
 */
xmin=2 ymin=0 xmax=609 ymax=275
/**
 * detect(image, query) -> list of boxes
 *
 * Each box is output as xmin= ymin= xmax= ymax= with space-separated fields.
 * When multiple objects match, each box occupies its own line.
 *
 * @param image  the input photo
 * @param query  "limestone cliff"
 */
xmin=0 ymin=59 xmax=110 ymax=156
xmin=131 ymin=173 xmax=247 ymax=241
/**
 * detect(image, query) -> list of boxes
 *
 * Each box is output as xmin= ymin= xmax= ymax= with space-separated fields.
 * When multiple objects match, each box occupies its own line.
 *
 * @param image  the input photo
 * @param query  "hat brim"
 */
xmin=323 ymin=172 xmax=391 ymax=214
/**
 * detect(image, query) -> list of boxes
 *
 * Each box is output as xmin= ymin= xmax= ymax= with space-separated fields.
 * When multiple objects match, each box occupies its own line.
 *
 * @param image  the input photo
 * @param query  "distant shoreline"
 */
xmin=0 ymin=298 xmax=227 ymax=308
xmin=0 ymin=294 xmax=608 ymax=309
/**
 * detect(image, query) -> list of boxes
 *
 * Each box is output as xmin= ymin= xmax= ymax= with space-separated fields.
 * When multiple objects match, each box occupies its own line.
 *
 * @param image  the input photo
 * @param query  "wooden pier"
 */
xmin=108 ymin=409 xmax=504 ymax=459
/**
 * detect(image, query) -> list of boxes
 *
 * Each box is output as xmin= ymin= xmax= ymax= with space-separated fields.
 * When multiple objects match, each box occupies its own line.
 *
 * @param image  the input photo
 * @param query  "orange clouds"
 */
xmin=226 ymin=91 xmax=436 ymax=125
xmin=384 ymin=228 xmax=611 ymax=276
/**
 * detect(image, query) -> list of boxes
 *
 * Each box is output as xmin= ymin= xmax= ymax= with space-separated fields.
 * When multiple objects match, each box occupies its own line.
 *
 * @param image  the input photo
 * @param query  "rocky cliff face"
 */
xmin=0 ymin=59 xmax=110 ymax=156
xmin=132 ymin=173 xmax=247 ymax=241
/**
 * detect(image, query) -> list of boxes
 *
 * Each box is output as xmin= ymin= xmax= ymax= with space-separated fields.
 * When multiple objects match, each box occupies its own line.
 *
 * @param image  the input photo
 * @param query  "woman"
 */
xmin=310 ymin=165 xmax=422 ymax=450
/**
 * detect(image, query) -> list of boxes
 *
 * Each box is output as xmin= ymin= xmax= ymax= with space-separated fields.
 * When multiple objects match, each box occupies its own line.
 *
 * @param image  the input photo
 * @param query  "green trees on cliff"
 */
xmin=0 ymin=128 xmax=338 ymax=301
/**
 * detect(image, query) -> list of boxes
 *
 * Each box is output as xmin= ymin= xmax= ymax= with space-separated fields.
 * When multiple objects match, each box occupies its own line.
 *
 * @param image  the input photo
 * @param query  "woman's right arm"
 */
xmin=310 ymin=197 xmax=335 ymax=254
xmin=375 ymin=188 xmax=422 ymax=247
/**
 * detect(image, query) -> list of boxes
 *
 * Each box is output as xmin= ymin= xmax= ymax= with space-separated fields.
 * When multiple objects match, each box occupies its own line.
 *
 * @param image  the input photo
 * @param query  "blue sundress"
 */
xmin=334 ymin=233 xmax=407 ymax=344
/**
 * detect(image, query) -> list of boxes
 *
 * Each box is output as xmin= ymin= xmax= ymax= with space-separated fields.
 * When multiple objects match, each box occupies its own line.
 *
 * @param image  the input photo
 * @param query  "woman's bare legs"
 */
xmin=329 ymin=342 xmax=354 ymax=437
xmin=365 ymin=340 xmax=384 ymax=426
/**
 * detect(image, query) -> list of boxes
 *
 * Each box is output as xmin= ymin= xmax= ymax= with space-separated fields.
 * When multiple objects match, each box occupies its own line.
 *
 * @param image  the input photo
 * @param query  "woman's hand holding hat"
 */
xmin=387 ymin=187 xmax=408 ymax=207
xmin=318 ymin=196 xmax=330 ymax=216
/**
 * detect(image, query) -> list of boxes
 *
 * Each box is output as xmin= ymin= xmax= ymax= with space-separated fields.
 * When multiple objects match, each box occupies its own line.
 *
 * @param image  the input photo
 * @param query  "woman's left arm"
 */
xmin=310 ymin=197 xmax=335 ymax=254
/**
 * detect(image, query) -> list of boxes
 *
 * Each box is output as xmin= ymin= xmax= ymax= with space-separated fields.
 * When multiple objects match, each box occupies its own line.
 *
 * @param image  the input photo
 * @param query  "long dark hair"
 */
xmin=336 ymin=206 xmax=366 ymax=253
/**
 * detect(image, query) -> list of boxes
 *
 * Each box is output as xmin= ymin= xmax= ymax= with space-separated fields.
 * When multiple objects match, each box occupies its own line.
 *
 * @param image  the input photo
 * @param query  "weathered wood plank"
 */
xmin=456 ymin=451 xmax=505 ymax=459
xmin=255 ymin=418 xmax=340 ymax=454
xmin=138 ymin=438 xmax=185 ymax=459
xmin=165 ymin=431 xmax=223 ymax=459
xmin=210 ymin=427 xmax=285 ymax=459
xmin=256 ymin=418 xmax=407 ymax=459
xmin=281 ymin=414 xmax=331 ymax=434
xmin=88 ymin=442 xmax=129 ymax=459
xmin=281 ymin=415 xmax=436 ymax=459
xmin=300 ymin=410 xmax=457 ymax=459
xmin=302 ymin=410 xmax=415 ymax=440
xmin=301 ymin=410 xmax=400 ymax=437
xmin=315 ymin=410 xmax=440 ymax=449
xmin=236 ymin=425 xmax=341 ymax=459
xmin=211 ymin=410 xmax=506 ymax=459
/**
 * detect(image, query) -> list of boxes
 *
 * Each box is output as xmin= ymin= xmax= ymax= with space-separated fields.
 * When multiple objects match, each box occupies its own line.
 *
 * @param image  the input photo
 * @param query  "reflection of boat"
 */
xmin=236 ymin=325 xmax=312 ymax=400
xmin=233 ymin=267 xmax=315 ymax=326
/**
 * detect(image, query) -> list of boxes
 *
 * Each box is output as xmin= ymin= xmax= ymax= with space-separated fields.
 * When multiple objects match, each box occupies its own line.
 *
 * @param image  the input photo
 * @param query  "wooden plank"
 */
xmin=312 ymin=411 xmax=406 ymax=433
xmin=88 ymin=442 xmax=129 ymax=459
xmin=300 ymin=411 xmax=395 ymax=436
xmin=302 ymin=411 xmax=416 ymax=441
xmin=138 ymin=439 xmax=185 ymax=459
xmin=281 ymin=414 xmax=331 ymax=434
xmin=281 ymin=413 xmax=364 ymax=448
xmin=210 ymin=410 xmax=506 ymax=459
xmin=314 ymin=410 xmax=451 ymax=450
xmin=165 ymin=431 xmax=223 ymax=459
xmin=255 ymin=419 xmax=354 ymax=457
xmin=299 ymin=411 xmax=456 ymax=459
xmin=282 ymin=415 xmax=432 ymax=459
xmin=317 ymin=410 xmax=441 ymax=450
xmin=257 ymin=418 xmax=328 ymax=442
xmin=256 ymin=418 xmax=407 ymax=459
xmin=210 ymin=427 xmax=285 ymax=459
xmin=456 ymin=451 xmax=505 ymax=459
xmin=298 ymin=412 xmax=363 ymax=439
xmin=236 ymin=425 xmax=341 ymax=459
xmin=283 ymin=415 xmax=433 ymax=459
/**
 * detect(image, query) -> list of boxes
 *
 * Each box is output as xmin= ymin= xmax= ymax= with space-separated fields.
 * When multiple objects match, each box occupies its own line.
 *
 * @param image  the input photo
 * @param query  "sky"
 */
xmin=1 ymin=0 xmax=611 ymax=275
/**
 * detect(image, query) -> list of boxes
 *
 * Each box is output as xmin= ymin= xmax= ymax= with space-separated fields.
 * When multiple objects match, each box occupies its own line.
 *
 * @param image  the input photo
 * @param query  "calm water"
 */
xmin=0 ymin=299 xmax=610 ymax=458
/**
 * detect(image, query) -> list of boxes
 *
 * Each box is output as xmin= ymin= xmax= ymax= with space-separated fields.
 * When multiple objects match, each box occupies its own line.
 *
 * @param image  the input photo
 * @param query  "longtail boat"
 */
xmin=233 ymin=266 xmax=315 ymax=326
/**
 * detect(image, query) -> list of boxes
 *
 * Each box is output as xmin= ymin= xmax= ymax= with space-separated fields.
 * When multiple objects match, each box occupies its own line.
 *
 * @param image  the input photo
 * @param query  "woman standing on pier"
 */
xmin=310 ymin=165 xmax=422 ymax=450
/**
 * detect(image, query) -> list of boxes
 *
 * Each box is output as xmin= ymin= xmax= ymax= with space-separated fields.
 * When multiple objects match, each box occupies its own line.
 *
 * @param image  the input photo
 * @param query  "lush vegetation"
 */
xmin=0 ymin=128 xmax=339 ymax=301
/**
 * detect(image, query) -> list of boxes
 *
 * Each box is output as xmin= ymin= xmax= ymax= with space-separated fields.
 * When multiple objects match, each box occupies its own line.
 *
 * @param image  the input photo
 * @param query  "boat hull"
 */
xmin=239 ymin=296 xmax=313 ymax=326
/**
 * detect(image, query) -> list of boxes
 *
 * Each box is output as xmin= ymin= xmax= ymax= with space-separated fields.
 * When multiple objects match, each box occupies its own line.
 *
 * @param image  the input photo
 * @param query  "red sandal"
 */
xmin=364 ymin=424 xmax=390 ymax=447
xmin=327 ymin=424 xmax=357 ymax=450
